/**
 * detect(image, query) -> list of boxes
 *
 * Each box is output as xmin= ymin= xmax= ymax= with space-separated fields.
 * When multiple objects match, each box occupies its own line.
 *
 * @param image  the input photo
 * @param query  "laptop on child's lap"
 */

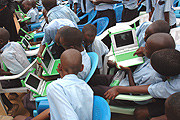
xmin=38 ymin=46 xmax=60 ymax=76
xmin=109 ymin=28 xmax=144 ymax=67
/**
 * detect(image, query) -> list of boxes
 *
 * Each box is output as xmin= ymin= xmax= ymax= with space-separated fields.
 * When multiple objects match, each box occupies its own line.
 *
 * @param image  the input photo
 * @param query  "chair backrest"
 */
xmin=93 ymin=96 xmax=111 ymax=120
xmin=113 ymin=5 xmax=123 ymax=23
xmin=78 ymin=10 xmax=97 ymax=31
xmin=91 ymin=17 xmax=109 ymax=36
xmin=34 ymin=96 xmax=111 ymax=120
xmin=84 ymin=52 xmax=98 ymax=83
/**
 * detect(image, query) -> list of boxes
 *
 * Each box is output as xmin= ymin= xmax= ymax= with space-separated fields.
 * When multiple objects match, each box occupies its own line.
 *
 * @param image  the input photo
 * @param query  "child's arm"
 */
xmin=133 ymin=47 xmax=145 ymax=57
xmin=104 ymin=85 xmax=150 ymax=100
xmin=164 ymin=12 xmax=169 ymax=26
xmin=119 ymin=65 xmax=135 ymax=86
xmin=74 ymin=3 xmax=78 ymax=14
xmin=0 ymin=68 xmax=13 ymax=76
xmin=32 ymin=108 xmax=50 ymax=120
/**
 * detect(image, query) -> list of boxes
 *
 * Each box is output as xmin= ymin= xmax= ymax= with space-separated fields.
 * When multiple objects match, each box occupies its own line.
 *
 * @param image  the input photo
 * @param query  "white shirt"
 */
xmin=0 ymin=42 xmax=31 ymax=79
xmin=47 ymin=74 xmax=93 ymax=120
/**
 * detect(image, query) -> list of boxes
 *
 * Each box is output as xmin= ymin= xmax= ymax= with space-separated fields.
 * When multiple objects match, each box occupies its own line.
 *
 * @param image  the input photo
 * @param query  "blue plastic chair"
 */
xmin=91 ymin=17 xmax=109 ymax=36
xmin=174 ymin=0 xmax=180 ymax=18
xmin=29 ymin=41 xmax=54 ymax=50
xmin=114 ymin=4 xmax=123 ymax=23
xmin=84 ymin=52 xmax=98 ymax=83
xmin=78 ymin=10 xmax=97 ymax=31
xmin=33 ymin=32 xmax=45 ymax=42
xmin=33 ymin=96 xmax=111 ymax=120
xmin=93 ymin=96 xmax=111 ymax=120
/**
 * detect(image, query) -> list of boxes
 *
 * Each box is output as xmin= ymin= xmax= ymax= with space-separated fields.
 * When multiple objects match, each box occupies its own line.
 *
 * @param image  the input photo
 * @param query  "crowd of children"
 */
xmin=0 ymin=0 xmax=180 ymax=120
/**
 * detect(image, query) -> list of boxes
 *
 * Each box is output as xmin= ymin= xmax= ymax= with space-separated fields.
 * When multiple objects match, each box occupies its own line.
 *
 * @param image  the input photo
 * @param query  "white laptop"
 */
xmin=24 ymin=73 xmax=52 ymax=97
xmin=15 ymin=11 xmax=31 ymax=22
xmin=37 ymin=46 xmax=60 ymax=76
xmin=21 ymin=37 xmax=32 ymax=49
xmin=109 ymin=28 xmax=144 ymax=67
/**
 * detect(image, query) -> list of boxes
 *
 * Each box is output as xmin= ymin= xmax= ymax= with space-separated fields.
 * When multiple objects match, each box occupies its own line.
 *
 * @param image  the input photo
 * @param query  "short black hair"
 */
xmin=60 ymin=27 xmax=83 ymax=48
xmin=42 ymin=0 xmax=56 ymax=11
xmin=166 ymin=92 xmax=180 ymax=120
xmin=151 ymin=20 xmax=170 ymax=34
xmin=151 ymin=49 xmax=180 ymax=76
xmin=82 ymin=24 xmax=97 ymax=37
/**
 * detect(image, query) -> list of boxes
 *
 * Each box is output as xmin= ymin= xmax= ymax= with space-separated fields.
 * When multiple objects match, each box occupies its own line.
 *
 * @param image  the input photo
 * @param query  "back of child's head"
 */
xmin=22 ymin=0 xmax=32 ymax=11
xmin=60 ymin=49 xmax=82 ymax=75
xmin=145 ymin=33 xmax=175 ymax=58
xmin=82 ymin=24 xmax=97 ymax=38
xmin=144 ymin=20 xmax=170 ymax=41
xmin=0 ymin=28 xmax=10 ymax=48
xmin=165 ymin=92 xmax=180 ymax=120
xmin=59 ymin=26 xmax=83 ymax=49
xmin=151 ymin=49 xmax=180 ymax=77
xmin=82 ymin=24 xmax=97 ymax=45
xmin=42 ymin=0 xmax=56 ymax=11
xmin=31 ymin=0 xmax=36 ymax=8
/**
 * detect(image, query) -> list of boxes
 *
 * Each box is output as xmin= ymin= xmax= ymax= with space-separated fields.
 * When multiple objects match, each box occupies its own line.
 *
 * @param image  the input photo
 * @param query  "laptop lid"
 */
xmin=39 ymin=46 xmax=55 ymax=74
xmin=21 ymin=37 xmax=31 ymax=49
xmin=25 ymin=73 xmax=44 ymax=94
xmin=110 ymin=28 xmax=138 ymax=52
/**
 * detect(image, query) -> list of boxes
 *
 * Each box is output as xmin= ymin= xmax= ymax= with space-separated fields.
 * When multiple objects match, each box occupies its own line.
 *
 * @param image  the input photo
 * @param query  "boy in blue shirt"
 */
xmin=82 ymin=24 xmax=109 ymax=72
xmin=42 ymin=0 xmax=79 ymax=23
xmin=134 ymin=49 xmax=180 ymax=120
xmin=47 ymin=49 xmax=93 ymax=120
xmin=22 ymin=0 xmax=39 ymax=24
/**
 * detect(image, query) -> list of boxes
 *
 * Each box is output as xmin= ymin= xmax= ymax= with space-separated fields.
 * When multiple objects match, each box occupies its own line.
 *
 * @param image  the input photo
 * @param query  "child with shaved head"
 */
xmin=46 ymin=49 xmax=93 ymax=120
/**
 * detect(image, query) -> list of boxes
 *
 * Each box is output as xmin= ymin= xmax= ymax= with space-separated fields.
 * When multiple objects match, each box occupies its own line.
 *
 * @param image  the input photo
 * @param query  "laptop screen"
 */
xmin=42 ymin=50 xmax=51 ymax=68
xmin=22 ymin=39 xmax=29 ymax=48
xmin=114 ymin=30 xmax=134 ymax=48
xmin=26 ymin=74 xmax=40 ymax=89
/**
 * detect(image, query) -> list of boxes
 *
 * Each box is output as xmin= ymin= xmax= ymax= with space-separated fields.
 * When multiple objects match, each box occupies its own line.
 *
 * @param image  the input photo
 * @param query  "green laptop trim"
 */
xmin=37 ymin=43 xmax=61 ymax=76
xmin=109 ymin=25 xmax=144 ymax=68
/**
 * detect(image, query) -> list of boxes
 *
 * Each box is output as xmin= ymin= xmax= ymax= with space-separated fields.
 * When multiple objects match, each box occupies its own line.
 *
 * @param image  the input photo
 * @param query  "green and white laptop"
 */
xmin=37 ymin=44 xmax=60 ymax=76
xmin=24 ymin=72 xmax=52 ymax=97
xmin=109 ymin=28 xmax=144 ymax=67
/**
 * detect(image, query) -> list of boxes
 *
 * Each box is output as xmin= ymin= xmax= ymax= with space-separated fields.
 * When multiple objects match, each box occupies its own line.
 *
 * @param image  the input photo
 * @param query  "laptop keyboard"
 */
xmin=115 ymin=51 xmax=139 ymax=61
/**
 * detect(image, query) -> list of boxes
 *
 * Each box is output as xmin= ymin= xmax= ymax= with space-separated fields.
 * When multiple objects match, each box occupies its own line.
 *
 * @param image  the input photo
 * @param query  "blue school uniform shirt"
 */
xmin=47 ymin=74 xmax=93 ymax=120
xmin=79 ymin=49 xmax=91 ymax=80
xmin=122 ymin=0 xmax=138 ymax=10
xmin=47 ymin=5 xmax=80 ymax=23
xmin=84 ymin=37 xmax=109 ymax=68
xmin=0 ymin=42 xmax=31 ymax=79
xmin=80 ymin=0 xmax=94 ymax=13
xmin=151 ymin=0 xmax=176 ymax=26
xmin=27 ymin=8 xmax=39 ymax=23
xmin=136 ymin=21 xmax=152 ymax=47
xmin=41 ymin=19 xmax=78 ymax=45
xmin=119 ymin=57 xmax=164 ymax=86
xmin=148 ymin=75 xmax=180 ymax=98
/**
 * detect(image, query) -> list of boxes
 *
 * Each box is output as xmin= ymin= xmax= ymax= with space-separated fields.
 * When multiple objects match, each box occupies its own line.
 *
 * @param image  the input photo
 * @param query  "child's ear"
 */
xmin=80 ymin=64 xmax=84 ymax=72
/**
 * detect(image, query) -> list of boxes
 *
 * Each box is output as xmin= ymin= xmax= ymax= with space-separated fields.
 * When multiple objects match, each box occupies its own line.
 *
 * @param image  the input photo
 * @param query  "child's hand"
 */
xmin=133 ymin=47 xmax=145 ymax=57
xmin=119 ymin=65 xmax=131 ymax=74
xmin=104 ymin=86 xmax=119 ymax=100
xmin=107 ymin=60 xmax=116 ymax=68
xmin=39 ymin=75 xmax=52 ymax=81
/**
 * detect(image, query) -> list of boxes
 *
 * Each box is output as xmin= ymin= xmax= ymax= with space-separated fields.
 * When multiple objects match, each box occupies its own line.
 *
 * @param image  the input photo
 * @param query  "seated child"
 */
xmin=89 ymin=33 xmax=175 ymax=105
xmin=42 ymin=0 xmax=79 ymax=23
xmin=134 ymin=49 xmax=180 ymax=120
xmin=22 ymin=0 xmax=39 ymax=24
xmin=55 ymin=26 xmax=91 ymax=80
xmin=37 ymin=18 xmax=78 ymax=59
xmin=0 ymin=28 xmax=32 ymax=117
xmin=82 ymin=24 xmax=109 ymax=71
xmin=47 ymin=49 xmax=93 ymax=119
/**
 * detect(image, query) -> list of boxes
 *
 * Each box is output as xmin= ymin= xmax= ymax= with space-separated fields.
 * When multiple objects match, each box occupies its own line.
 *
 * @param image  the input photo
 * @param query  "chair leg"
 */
xmin=0 ymin=94 xmax=8 ymax=115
